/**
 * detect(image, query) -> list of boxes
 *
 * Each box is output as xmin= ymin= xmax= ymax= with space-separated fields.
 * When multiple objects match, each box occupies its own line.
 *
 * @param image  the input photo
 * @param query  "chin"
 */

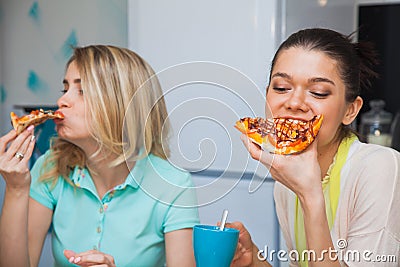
xmin=55 ymin=127 xmax=71 ymax=142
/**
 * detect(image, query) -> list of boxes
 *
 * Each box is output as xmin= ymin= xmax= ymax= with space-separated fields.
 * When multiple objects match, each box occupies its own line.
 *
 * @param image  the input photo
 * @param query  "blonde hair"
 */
xmin=40 ymin=45 xmax=170 ymax=183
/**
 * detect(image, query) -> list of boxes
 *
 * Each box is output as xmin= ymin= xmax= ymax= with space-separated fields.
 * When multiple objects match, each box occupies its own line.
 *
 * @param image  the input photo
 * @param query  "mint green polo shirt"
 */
xmin=30 ymin=151 xmax=200 ymax=267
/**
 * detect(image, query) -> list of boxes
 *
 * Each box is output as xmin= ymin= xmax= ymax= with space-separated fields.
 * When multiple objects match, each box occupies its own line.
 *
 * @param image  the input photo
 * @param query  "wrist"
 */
xmin=5 ymin=184 xmax=30 ymax=198
xmin=298 ymin=190 xmax=325 ymax=215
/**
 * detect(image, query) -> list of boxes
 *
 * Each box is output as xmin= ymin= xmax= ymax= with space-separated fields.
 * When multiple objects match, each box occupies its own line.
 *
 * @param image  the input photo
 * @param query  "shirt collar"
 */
xmin=125 ymin=154 xmax=148 ymax=189
xmin=68 ymin=154 xmax=149 ymax=190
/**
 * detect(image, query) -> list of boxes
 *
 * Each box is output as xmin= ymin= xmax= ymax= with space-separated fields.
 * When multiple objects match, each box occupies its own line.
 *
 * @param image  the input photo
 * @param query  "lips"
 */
xmin=53 ymin=110 xmax=65 ymax=124
xmin=53 ymin=118 xmax=63 ymax=124
xmin=54 ymin=110 xmax=65 ymax=117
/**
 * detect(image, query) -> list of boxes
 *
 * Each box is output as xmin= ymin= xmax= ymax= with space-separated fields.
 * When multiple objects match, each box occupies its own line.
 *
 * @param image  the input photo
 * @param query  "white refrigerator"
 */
xmin=128 ymin=0 xmax=283 ymax=265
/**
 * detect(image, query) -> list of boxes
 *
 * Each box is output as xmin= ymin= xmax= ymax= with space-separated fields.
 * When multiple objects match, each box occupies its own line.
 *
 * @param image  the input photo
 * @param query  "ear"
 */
xmin=342 ymin=96 xmax=363 ymax=125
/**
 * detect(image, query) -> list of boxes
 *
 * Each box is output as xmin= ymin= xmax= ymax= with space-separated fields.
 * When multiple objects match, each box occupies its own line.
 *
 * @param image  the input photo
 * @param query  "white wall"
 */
xmin=0 ymin=0 xmax=127 ymax=135
xmin=0 ymin=1 xmax=127 ymax=266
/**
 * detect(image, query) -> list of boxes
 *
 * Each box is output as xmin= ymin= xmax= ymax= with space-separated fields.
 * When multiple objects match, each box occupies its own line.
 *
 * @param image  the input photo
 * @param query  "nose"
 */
xmin=284 ymin=89 xmax=309 ymax=112
xmin=57 ymin=92 xmax=70 ymax=109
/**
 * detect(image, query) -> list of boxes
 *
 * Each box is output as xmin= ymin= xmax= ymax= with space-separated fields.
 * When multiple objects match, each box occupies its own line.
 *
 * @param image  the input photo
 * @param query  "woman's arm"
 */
xmin=0 ymin=128 xmax=52 ymax=267
xmin=226 ymin=221 xmax=272 ymax=267
xmin=0 ymin=185 xmax=31 ymax=266
xmin=28 ymin=198 xmax=53 ymax=267
xmin=242 ymin=135 xmax=340 ymax=266
xmin=0 ymin=129 xmax=35 ymax=266
xmin=0 ymin=192 xmax=52 ymax=267
xmin=298 ymin=190 xmax=340 ymax=267
xmin=165 ymin=228 xmax=196 ymax=267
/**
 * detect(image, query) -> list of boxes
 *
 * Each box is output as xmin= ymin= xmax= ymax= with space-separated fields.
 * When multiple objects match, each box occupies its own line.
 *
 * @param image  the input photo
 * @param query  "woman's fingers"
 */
xmin=0 ymin=126 xmax=36 ymax=190
xmin=231 ymin=242 xmax=244 ymax=261
xmin=63 ymin=249 xmax=76 ymax=259
xmin=18 ymin=135 xmax=35 ymax=166
xmin=5 ymin=126 xmax=35 ymax=161
xmin=226 ymin=221 xmax=255 ymax=267
xmin=65 ymin=249 xmax=115 ymax=267
xmin=0 ymin=130 xmax=17 ymax=153
xmin=240 ymin=134 xmax=262 ymax=159
xmin=240 ymin=134 xmax=274 ymax=168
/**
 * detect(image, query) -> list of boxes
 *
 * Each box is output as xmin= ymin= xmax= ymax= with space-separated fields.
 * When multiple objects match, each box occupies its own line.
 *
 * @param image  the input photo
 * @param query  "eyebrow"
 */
xmin=271 ymin=72 xmax=335 ymax=86
xmin=62 ymin=78 xmax=81 ymax=85
xmin=271 ymin=72 xmax=291 ymax=80
xmin=308 ymin=77 xmax=335 ymax=85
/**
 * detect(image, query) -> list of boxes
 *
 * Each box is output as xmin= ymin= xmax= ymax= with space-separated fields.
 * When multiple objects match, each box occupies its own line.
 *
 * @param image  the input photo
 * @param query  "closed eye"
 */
xmin=60 ymin=89 xmax=83 ymax=95
xmin=273 ymin=87 xmax=290 ymax=93
xmin=311 ymin=91 xmax=330 ymax=98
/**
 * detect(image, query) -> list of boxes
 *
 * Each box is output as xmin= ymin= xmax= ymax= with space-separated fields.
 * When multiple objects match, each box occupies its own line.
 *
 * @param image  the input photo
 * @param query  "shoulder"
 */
xmin=145 ymin=154 xmax=192 ymax=186
xmin=30 ymin=150 xmax=63 ymax=209
xmin=139 ymin=154 xmax=197 ymax=206
xmin=30 ymin=150 xmax=55 ymax=179
xmin=342 ymin=141 xmax=399 ymax=210
xmin=339 ymin=142 xmax=400 ymax=236
xmin=350 ymin=141 xmax=399 ymax=160
xmin=31 ymin=149 xmax=52 ymax=166
xmin=346 ymin=142 xmax=399 ymax=179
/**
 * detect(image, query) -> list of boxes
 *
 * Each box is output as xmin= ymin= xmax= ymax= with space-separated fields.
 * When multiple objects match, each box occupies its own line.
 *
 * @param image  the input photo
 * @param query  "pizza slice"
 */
xmin=10 ymin=109 xmax=64 ymax=135
xmin=235 ymin=115 xmax=323 ymax=155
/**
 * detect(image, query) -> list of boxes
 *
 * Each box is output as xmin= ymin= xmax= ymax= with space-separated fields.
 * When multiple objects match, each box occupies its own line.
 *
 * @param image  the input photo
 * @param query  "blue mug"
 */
xmin=193 ymin=225 xmax=239 ymax=267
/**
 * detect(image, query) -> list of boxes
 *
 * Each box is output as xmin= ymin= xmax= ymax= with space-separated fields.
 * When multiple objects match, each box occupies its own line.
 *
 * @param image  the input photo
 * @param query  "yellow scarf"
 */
xmin=294 ymin=135 xmax=357 ymax=266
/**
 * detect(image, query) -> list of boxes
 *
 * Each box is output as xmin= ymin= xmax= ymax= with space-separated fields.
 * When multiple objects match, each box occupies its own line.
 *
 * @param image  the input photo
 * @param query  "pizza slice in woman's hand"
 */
xmin=235 ymin=115 xmax=323 ymax=155
xmin=10 ymin=109 xmax=64 ymax=135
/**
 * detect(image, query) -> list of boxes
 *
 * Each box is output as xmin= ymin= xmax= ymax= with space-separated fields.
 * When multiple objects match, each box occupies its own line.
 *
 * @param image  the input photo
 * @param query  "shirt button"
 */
xmin=97 ymin=226 xmax=102 ymax=233
xmin=99 ymin=207 xmax=104 ymax=213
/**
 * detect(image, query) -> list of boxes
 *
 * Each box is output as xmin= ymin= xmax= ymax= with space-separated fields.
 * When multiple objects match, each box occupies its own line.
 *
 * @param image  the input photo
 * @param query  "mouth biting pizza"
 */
xmin=10 ymin=109 xmax=65 ymax=135
xmin=235 ymin=115 xmax=323 ymax=155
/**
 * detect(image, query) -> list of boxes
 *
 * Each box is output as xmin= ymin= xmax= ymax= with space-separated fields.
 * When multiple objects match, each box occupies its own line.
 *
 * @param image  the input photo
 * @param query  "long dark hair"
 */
xmin=269 ymin=28 xmax=379 ymax=140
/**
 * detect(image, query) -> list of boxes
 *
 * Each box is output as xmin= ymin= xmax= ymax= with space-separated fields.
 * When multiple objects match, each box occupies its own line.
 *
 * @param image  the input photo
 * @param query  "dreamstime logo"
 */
xmin=122 ymin=61 xmax=273 ymax=207
xmin=257 ymin=239 xmax=397 ymax=263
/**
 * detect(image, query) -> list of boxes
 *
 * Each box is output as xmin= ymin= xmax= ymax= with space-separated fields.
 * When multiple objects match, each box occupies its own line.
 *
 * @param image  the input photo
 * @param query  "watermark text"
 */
xmin=258 ymin=239 xmax=397 ymax=263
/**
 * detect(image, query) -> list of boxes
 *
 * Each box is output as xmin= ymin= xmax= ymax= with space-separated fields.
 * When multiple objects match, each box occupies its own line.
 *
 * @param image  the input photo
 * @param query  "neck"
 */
xmin=317 ymin=139 xmax=341 ymax=180
xmin=86 ymin=150 xmax=132 ymax=199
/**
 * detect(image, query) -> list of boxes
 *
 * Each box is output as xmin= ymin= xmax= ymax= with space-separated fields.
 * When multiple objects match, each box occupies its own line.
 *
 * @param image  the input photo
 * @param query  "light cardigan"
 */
xmin=274 ymin=140 xmax=400 ymax=266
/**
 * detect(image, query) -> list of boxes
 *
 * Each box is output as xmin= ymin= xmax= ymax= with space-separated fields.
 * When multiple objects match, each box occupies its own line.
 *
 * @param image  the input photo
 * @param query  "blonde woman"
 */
xmin=0 ymin=45 xmax=199 ymax=267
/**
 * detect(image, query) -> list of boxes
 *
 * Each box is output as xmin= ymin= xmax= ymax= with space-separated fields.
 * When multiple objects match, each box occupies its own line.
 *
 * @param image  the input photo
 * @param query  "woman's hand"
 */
xmin=227 ymin=221 xmax=254 ymax=267
xmin=64 ymin=249 xmax=116 ymax=267
xmin=225 ymin=221 xmax=272 ymax=267
xmin=240 ymin=134 xmax=322 ymax=199
xmin=0 ymin=126 xmax=35 ymax=190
